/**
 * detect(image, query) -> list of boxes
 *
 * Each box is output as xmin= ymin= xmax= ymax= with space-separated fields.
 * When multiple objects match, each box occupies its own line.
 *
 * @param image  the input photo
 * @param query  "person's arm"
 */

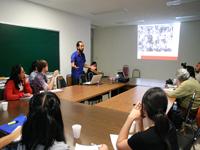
xmin=117 ymin=103 xmax=142 ymax=150
xmin=23 ymin=78 xmax=32 ymax=94
xmin=98 ymin=144 xmax=108 ymax=150
xmin=47 ymin=70 xmax=59 ymax=90
xmin=166 ymin=81 xmax=191 ymax=98
xmin=4 ymin=81 xmax=23 ymax=100
xmin=0 ymin=126 xmax=21 ymax=149
xmin=84 ymin=64 xmax=97 ymax=71
xmin=71 ymin=53 xmax=79 ymax=69
xmin=71 ymin=62 xmax=79 ymax=69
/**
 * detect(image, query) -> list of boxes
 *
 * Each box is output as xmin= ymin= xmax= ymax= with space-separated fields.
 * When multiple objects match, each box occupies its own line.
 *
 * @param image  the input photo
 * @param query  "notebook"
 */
xmin=0 ymin=114 xmax=27 ymax=134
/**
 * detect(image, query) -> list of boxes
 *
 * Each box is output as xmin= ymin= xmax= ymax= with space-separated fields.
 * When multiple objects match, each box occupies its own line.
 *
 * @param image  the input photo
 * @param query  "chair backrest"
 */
xmin=132 ymin=69 xmax=141 ymax=78
xmin=185 ymin=91 xmax=196 ymax=123
xmin=123 ymin=65 xmax=129 ymax=78
xmin=79 ymin=74 xmax=87 ymax=84
xmin=87 ymin=72 xmax=94 ymax=81
xmin=56 ymin=75 xmax=67 ymax=89
xmin=0 ymin=89 xmax=4 ymax=100
xmin=66 ymin=74 xmax=72 ymax=86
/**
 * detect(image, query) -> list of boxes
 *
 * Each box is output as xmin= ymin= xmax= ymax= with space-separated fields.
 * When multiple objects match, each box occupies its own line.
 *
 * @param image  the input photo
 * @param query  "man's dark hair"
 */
xmin=76 ymin=41 xmax=83 ymax=47
xmin=37 ymin=60 xmax=48 ymax=72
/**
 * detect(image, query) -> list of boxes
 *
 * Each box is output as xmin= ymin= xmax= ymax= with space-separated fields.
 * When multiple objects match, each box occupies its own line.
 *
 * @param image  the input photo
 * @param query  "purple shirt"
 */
xmin=32 ymin=73 xmax=48 ymax=93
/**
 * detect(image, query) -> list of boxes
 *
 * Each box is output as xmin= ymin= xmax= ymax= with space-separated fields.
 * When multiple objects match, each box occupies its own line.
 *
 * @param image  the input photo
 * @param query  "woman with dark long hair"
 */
xmin=17 ymin=92 xmax=69 ymax=150
xmin=4 ymin=64 xmax=32 ymax=100
xmin=117 ymin=87 xmax=178 ymax=150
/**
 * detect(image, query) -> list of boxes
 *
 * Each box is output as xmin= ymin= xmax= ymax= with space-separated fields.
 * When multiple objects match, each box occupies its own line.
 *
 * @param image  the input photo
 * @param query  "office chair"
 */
xmin=87 ymin=72 xmax=94 ymax=81
xmin=178 ymin=110 xmax=200 ymax=150
xmin=79 ymin=74 xmax=87 ymax=85
xmin=66 ymin=74 xmax=72 ymax=86
xmin=56 ymin=75 xmax=67 ymax=89
xmin=182 ymin=92 xmax=198 ymax=132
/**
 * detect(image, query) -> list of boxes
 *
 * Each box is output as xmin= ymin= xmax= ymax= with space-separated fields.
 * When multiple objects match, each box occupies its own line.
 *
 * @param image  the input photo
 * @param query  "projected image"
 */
xmin=137 ymin=23 xmax=181 ymax=60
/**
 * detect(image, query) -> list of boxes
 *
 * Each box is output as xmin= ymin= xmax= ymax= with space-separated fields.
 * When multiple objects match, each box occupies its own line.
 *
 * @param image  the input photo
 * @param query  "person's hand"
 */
xmin=53 ymin=70 xmax=59 ymax=77
xmin=128 ymin=102 xmax=142 ymax=120
xmin=11 ymin=126 xmax=22 ymax=139
xmin=98 ymin=144 xmax=108 ymax=150
xmin=23 ymin=93 xmax=32 ymax=97
xmin=90 ymin=65 xmax=96 ymax=71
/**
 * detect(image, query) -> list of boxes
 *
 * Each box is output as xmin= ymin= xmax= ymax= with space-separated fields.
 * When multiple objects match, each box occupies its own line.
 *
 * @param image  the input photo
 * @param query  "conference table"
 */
xmin=0 ymin=100 xmax=128 ymax=150
xmin=126 ymin=78 xmax=166 ymax=88
xmin=96 ymin=86 xmax=175 ymax=113
xmin=56 ymin=82 xmax=125 ymax=102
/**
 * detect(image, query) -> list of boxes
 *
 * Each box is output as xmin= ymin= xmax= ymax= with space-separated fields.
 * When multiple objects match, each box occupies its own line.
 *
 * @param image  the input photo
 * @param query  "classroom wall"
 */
xmin=0 ymin=0 xmax=91 ymax=78
xmin=93 ymin=21 xmax=200 ymax=80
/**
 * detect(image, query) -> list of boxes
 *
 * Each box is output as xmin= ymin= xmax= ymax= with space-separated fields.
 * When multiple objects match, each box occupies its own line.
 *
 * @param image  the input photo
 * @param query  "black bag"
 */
xmin=168 ymin=105 xmax=185 ymax=129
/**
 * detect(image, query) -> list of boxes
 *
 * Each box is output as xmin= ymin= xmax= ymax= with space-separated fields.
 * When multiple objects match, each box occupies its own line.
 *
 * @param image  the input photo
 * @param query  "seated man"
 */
xmin=86 ymin=61 xmax=102 ymax=81
xmin=166 ymin=68 xmax=200 ymax=112
xmin=32 ymin=60 xmax=58 ymax=94
xmin=195 ymin=62 xmax=200 ymax=83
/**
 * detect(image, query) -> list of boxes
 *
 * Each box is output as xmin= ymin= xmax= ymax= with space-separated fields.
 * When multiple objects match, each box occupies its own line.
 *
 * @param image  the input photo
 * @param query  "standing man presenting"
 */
xmin=71 ymin=41 xmax=95 ymax=85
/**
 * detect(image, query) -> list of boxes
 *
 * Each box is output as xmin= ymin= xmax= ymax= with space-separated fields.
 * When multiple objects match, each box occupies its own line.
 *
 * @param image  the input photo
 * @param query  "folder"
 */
xmin=0 ymin=114 xmax=27 ymax=134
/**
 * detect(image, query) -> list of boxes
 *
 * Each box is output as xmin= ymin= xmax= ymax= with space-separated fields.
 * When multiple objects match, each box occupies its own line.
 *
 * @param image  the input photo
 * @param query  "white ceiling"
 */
xmin=26 ymin=0 xmax=200 ymax=27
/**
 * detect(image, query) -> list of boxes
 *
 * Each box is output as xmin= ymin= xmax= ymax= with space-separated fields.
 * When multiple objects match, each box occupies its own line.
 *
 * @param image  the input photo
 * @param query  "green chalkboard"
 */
xmin=0 ymin=23 xmax=59 ymax=76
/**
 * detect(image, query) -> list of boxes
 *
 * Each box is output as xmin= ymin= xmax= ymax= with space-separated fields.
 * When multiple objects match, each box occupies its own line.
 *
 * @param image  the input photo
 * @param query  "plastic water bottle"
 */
xmin=173 ymin=102 xmax=178 ymax=111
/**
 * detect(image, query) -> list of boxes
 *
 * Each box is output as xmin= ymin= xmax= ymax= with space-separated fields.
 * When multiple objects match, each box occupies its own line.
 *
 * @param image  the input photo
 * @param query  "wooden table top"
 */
xmin=96 ymin=86 xmax=175 ymax=113
xmin=127 ymin=78 xmax=166 ymax=88
xmin=56 ymin=82 xmax=125 ymax=102
xmin=0 ymin=100 xmax=128 ymax=150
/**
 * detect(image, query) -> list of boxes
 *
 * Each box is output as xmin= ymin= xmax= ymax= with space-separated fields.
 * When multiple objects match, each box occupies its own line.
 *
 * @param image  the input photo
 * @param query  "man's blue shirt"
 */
xmin=71 ymin=51 xmax=86 ymax=79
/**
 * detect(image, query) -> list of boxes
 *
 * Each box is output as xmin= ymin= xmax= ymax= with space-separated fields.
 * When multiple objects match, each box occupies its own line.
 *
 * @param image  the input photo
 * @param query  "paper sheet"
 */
xmin=110 ymin=134 xmax=132 ymax=150
xmin=75 ymin=143 xmax=100 ymax=150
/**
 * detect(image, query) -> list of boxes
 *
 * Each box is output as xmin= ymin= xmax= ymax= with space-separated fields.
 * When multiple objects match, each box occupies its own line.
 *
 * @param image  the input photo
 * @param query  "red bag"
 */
xmin=196 ymin=107 xmax=200 ymax=127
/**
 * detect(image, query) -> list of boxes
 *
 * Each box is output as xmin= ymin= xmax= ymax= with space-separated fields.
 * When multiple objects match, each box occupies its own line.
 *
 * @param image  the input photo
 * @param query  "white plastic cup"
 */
xmin=72 ymin=124 xmax=82 ymax=139
xmin=1 ymin=102 xmax=8 ymax=111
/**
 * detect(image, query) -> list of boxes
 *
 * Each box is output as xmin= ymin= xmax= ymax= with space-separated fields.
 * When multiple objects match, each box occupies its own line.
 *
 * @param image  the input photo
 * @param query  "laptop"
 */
xmin=83 ymin=74 xmax=103 ymax=85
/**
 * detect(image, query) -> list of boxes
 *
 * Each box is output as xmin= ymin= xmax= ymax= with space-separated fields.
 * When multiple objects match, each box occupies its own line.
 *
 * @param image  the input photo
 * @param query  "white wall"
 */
xmin=93 ymin=21 xmax=200 ymax=80
xmin=0 ymin=0 xmax=91 ymax=77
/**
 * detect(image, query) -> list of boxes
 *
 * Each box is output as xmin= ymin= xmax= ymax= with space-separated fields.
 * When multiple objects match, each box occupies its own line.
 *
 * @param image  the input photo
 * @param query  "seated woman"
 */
xmin=0 ymin=92 xmax=108 ymax=150
xmin=117 ymin=87 xmax=179 ymax=150
xmin=17 ymin=92 xmax=69 ymax=149
xmin=32 ymin=60 xmax=59 ymax=94
xmin=4 ymin=64 xmax=32 ymax=100
xmin=166 ymin=68 xmax=200 ymax=111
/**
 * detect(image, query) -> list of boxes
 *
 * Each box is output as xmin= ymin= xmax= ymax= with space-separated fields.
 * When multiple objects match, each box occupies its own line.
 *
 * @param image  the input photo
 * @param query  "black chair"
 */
xmin=178 ymin=117 xmax=200 ymax=150
xmin=182 ymin=91 xmax=197 ymax=131
xmin=87 ymin=72 xmax=94 ymax=81
xmin=79 ymin=74 xmax=87 ymax=85
xmin=178 ymin=92 xmax=200 ymax=150
xmin=56 ymin=75 xmax=67 ymax=89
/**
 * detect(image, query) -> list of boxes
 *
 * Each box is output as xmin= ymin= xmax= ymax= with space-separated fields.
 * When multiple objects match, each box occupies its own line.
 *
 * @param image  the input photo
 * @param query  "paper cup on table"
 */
xmin=2 ymin=101 xmax=8 ymax=111
xmin=72 ymin=124 xmax=82 ymax=139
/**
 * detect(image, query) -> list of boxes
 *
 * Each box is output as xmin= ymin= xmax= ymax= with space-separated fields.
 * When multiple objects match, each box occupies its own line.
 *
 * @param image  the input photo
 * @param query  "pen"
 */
xmin=8 ymin=120 xmax=18 ymax=125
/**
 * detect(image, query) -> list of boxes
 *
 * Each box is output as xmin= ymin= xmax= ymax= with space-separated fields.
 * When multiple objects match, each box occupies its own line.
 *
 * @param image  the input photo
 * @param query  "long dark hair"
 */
xmin=142 ymin=87 xmax=172 ymax=150
xmin=21 ymin=92 xmax=66 ymax=149
xmin=6 ymin=64 xmax=23 ymax=90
